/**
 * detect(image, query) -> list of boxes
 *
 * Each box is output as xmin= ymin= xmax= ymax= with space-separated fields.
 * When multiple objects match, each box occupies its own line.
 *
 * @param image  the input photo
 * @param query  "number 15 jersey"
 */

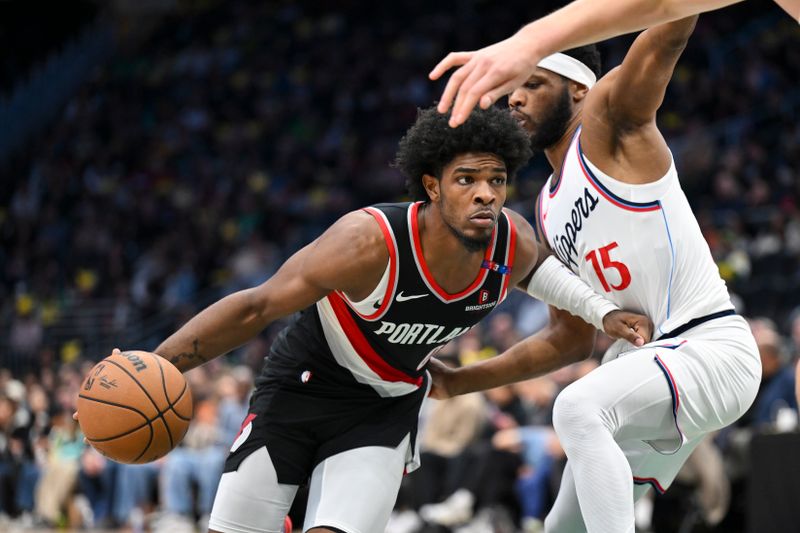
xmin=535 ymin=127 xmax=732 ymax=338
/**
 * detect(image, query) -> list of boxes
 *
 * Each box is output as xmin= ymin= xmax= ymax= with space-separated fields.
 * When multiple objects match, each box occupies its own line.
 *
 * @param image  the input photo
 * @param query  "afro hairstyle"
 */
xmin=395 ymin=105 xmax=533 ymax=202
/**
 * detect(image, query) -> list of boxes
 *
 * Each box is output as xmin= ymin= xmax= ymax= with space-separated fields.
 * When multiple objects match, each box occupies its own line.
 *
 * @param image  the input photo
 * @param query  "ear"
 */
xmin=570 ymin=81 xmax=590 ymax=103
xmin=422 ymin=173 xmax=440 ymax=202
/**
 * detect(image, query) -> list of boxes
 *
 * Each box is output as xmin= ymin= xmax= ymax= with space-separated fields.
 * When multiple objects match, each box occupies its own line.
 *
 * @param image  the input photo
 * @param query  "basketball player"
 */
xmin=142 ymin=106 xmax=651 ymax=533
xmin=427 ymin=17 xmax=762 ymax=532
xmin=430 ymin=0 xmax=799 ymax=127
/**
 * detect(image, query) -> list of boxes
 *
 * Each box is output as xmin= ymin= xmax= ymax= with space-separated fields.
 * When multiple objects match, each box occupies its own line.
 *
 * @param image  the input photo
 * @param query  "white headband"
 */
xmin=537 ymin=53 xmax=597 ymax=89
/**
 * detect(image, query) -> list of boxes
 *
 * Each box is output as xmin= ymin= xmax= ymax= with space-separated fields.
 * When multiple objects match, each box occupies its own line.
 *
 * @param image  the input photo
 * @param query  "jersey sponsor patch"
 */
xmin=464 ymin=300 xmax=497 ymax=312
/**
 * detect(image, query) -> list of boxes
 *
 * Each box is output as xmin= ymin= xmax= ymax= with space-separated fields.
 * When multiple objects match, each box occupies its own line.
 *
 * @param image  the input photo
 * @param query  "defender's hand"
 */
xmin=426 ymin=357 xmax=456 ymax=400
xmin=602 ymin=311 xmax=653 ymax=347
xmin=429 ymin=34 xmax=541 ymax=128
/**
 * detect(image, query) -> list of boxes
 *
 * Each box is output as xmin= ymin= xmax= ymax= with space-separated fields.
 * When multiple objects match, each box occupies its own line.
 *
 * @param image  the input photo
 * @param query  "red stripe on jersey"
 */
xmin=548 ymin=173 xmax=563 ymax=198
xmin=537 ymin=191 xmax=550 ymax=243
xmin=337 ymin=207 xmax=398 ymax=321
xmin=410 ymin=202 xmax=495 ymax=301
xmin=633 ymin=476 xmax=666 ymax=494
xmin=233 ymin=413 xmax=256 ymax=443
xmin=548 ymin=128 xmax=580 ymax=199
xmin=500 ymin=211 xmax=517 ymax=301
xmin=327 ymin=293 xmax=423 ymax=386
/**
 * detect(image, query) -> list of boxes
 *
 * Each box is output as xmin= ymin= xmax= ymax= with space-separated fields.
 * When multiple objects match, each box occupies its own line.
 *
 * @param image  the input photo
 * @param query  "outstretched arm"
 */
xmin=429 ymin=306 xmax=596 ymax=398
xmin=430 ymin=0 xmax=764 ymax=127
xmin=580 ymin=16 xmax=697 ymax=183
xmin=590 ymin=16 xmax=697 ymax=129
xmin=156 ymin=211 xmax=387 ymax=372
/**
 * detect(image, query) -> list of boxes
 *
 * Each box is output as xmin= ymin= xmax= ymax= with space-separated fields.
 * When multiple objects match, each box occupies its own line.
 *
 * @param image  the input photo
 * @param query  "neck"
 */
xmin=543 ymin=113 xmax=582 ymax=173
xmin=419 ymin=203 xmax=484 ymax=263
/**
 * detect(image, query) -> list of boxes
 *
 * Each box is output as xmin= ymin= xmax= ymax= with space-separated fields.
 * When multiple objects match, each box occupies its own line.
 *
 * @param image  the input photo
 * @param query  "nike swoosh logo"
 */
xmin=396 ymin=291 xmax=428 ymax=302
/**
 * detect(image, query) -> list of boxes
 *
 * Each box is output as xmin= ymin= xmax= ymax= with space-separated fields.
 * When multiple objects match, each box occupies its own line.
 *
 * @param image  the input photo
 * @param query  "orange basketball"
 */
xmin=77 ymin=350 xmax=193 ymax=464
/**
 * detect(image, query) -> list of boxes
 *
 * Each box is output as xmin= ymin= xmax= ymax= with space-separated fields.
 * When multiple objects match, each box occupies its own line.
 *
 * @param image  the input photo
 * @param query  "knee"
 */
xmin=552 ymin=385 xmax=608 ymax=441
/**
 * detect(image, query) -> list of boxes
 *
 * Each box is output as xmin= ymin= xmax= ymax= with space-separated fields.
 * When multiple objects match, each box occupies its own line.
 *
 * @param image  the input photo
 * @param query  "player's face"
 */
xmin=432 ymin=152 xmax=507 ymax=252
xmin=508 ymin=68 xmax=574 ymax=151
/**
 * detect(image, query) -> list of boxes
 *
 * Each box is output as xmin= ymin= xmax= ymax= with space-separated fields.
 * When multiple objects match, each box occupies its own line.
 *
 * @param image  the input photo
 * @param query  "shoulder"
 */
xmin=503 ymin=208 xmax=534 ymax=240
xmin=320 ymin=209 xmax=388 ymax=265
xmin=306 ymin=209 xmax=389 ymax=290
xmin=502 ymin=208 xmax=539 ymax=279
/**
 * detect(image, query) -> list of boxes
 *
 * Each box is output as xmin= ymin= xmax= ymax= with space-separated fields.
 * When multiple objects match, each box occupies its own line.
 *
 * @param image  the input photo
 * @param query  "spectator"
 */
xmin=34 ymin=407 xmax=84 ymax=527
xmin=745 ymin=318 xmax=797 ymax=428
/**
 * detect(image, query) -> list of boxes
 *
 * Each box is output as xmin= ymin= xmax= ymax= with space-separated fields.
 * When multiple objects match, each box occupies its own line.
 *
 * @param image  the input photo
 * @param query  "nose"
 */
xmin=509 ymin=87 xmax=525 ymax=108
xmin=473 ymin=180 xmax=496 ymax=206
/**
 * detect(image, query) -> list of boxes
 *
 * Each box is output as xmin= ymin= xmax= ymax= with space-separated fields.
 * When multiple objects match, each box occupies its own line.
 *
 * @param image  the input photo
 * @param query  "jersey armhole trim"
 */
xmin=499 ymin=211 xmax=517 ymax=302
xmin=576 ymin=135 xmax=662 ymax=213
xmin=336 ymin=207 xmax=399 ymax=321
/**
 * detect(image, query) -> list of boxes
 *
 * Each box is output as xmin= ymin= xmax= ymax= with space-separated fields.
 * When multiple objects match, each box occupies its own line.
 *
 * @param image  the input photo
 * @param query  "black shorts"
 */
xmin=224 ymin=365 xmax=428 ymax=485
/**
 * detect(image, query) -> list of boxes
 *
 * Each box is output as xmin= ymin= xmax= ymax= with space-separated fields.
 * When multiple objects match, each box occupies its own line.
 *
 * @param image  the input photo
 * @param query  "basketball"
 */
xmin=77 ymin=350 xmax=193 ymax=464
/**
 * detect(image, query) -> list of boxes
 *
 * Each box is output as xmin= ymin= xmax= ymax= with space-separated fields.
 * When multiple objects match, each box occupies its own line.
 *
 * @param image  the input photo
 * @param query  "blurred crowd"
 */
xmin=1 ymin=0 xmax=799 ymax=531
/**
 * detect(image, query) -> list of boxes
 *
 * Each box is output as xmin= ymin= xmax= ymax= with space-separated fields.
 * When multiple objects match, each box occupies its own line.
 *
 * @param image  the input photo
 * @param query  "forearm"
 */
xmin=448 ymin=328 xmax=592 ymax=396
xmin=525 ymin=256 xmax=618 ymax=331
xmin=643 ymin=14 xmax=698 ymax=51
xmin=517 ymin=0 xmax=740 ymax=57
xmin=156 ymin=288 xmax=269 ymax=372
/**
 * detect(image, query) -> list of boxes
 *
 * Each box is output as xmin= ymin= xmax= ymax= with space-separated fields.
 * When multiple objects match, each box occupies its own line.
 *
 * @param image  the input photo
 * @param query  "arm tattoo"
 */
xmin=168 ymin=339 xmax=206 ymax=369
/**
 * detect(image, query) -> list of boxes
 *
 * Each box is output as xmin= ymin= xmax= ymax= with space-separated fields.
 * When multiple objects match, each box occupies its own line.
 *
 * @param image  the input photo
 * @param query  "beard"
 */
xmin=528 ymin=85 xmax=573 ymax=152
xmin=443 ymin=219 xmax=491 ymax=253
xmin=436 ymin=191 xmax=493 ymax=253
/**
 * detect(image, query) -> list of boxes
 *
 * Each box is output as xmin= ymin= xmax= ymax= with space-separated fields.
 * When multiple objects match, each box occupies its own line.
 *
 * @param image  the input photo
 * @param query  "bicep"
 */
xmin=249 ymin=211 xmax=387 ymax=323
xmin=591 ymin=17 xmax=697 ymax=128
xmin=246 ymin=242 xmax=337 ymax=323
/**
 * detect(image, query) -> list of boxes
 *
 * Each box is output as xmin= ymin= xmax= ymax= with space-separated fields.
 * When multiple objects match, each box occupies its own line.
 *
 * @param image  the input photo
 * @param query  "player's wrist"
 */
xmin=514 ymin=23 xmax=550 ymax=63
xmin=598 ymin=305 xmax=623 ymax=332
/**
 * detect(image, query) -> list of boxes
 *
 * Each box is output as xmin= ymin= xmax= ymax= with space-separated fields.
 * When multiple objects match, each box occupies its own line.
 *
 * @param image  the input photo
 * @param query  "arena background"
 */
xmin=1 ymin=0 xmax=799 ymax=532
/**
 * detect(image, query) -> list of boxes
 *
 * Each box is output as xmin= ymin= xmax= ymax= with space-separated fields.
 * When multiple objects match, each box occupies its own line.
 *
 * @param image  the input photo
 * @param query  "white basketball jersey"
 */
xmin=537 ymin=127 xmax=733 ymax=337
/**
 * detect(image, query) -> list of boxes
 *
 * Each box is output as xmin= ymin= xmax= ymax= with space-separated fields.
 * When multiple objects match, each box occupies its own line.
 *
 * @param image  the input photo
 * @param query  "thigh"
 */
xmin=303 ymin=435 xmax=410 ymax=533
xmin=209 ymin=446 xmax=299 ymax=533
xmin=561 ymin=347 xmax=681 ymax=450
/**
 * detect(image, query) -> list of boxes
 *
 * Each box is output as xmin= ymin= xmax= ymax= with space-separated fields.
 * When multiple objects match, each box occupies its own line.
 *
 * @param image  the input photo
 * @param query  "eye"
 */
xmin=457 ymin=175 xmax=473 ymax=185
xmin=492 ymin=176 xmax=507 ymax=185
xmin=524 ymin=81 xmax=540 ymax=90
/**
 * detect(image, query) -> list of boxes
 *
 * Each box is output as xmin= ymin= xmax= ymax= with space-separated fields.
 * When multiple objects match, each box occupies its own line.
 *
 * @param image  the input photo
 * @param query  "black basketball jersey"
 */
xmin=260 ymin=201 xmax=518 ymax=399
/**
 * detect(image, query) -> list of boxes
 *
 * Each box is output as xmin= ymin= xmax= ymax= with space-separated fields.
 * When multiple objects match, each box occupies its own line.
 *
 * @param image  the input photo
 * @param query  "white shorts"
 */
xmin=596 ymin=314 xmax=761 ymax=493
xmin=208 ymin=434 xmax=411 ymax=533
